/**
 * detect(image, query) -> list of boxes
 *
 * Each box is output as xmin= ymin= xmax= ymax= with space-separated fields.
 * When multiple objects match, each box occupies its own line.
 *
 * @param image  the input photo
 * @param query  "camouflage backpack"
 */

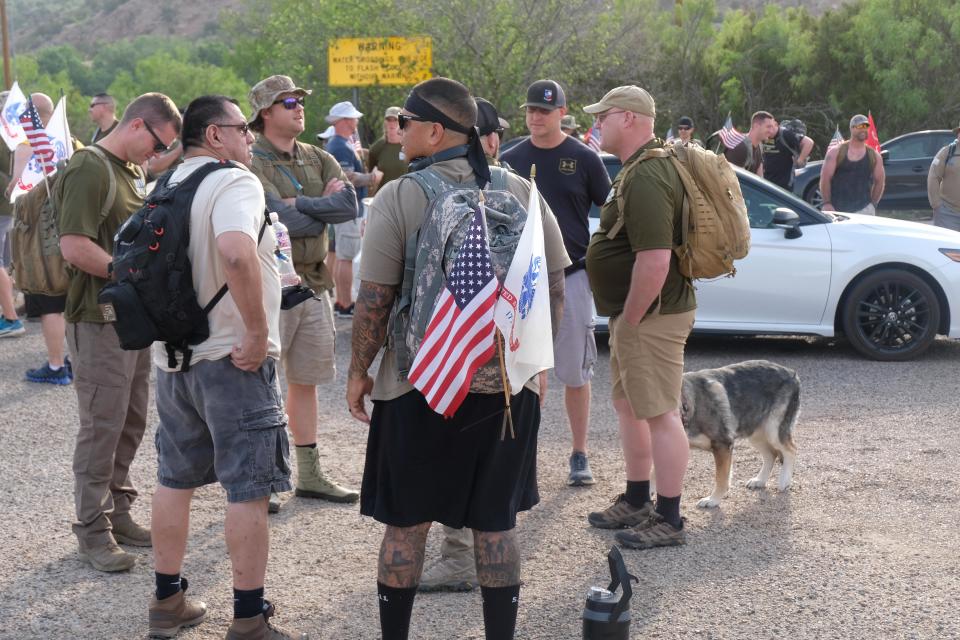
xmin=389 ymin=166 xmax=527 ymax=383
xmin=606 ymin=142 xmax=750 ymax=279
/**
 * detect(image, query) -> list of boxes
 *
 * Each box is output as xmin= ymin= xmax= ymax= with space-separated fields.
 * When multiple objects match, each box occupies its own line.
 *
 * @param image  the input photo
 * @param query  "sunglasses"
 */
xmin=397 ymin=113 xmax=432 ymax=130
xmin=595 ymin=110 xmax=627 ymax=124
xmin=143 ymin=120 xmax=171 ymax=153
xmin=213 ymin=122 xmax=251 ymax=135
xmin=272 ymin=97 xmax=305 ymax=110
xmin=677 ymin=125 xmax=692 ymax=131
xmin=852 ymin=123 xmax=869 ymax=130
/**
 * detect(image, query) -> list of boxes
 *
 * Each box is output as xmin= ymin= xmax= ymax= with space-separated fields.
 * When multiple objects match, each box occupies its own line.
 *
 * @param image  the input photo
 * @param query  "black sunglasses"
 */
xmin=397 ymin=113 xmax=432 ymax=130
xmin=677 ymin=125 xmax=692 ymax=131
xmin=213 ymin=122 xmax=251 ymax=135
xmin=143 ymin=120 xmax=171 ymax=153
xmin=272 ymin=97 xmax=305 ymax=110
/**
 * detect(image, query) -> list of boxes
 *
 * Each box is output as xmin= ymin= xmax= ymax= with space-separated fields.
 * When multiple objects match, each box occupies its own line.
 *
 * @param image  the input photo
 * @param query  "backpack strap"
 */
xmin=252 ymin=148 xmax=303 ymax=192
xmin=202 ymin=215 xmax=270 ymax=315
xmin=77 ymin=146 xmax=118 ymax=219
xmin=605 ymin=148 xmax=668 ymax=240
xmin=938 ymin=141 xmax=958 ymax=180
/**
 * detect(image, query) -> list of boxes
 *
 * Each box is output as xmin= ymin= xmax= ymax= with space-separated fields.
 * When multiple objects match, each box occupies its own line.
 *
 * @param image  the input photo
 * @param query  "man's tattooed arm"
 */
xmin=349 ymin=281 xmax=398 ymax=379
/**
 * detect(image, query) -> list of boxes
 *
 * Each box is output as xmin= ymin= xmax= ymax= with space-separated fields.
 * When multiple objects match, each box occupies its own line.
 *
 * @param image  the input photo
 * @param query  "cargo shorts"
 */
xmin=280 ymin=291 xmax=336 ymax=386
xmin=553 ymin=269 xmax=597 ymax=387
xmin=155 ymin=357 xmax=292 ymax=503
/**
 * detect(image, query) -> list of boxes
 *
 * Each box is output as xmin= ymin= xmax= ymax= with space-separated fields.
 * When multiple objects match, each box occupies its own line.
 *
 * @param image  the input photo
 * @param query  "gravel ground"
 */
xmin=1 ymin=318 xmax=959 ymax=640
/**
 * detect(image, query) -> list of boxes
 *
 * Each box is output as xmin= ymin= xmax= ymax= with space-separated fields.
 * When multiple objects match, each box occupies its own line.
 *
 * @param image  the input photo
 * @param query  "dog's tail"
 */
xmin=778 ymin=374 xmax=801 ymax=454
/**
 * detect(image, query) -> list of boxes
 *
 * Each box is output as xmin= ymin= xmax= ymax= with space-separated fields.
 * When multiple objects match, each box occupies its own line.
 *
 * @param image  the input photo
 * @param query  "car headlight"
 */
xmin=939 ymin=248 xmax=960 ymax=262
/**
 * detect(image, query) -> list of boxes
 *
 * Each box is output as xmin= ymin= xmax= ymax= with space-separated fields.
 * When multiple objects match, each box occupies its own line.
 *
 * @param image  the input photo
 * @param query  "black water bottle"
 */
xmin=582 ymin=546 xmax=638 ymax=640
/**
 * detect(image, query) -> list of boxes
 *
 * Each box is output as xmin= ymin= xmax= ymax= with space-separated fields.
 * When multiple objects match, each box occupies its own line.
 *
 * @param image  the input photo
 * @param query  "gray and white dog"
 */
xmin=680 ymin=360 xmax=799 ymax=508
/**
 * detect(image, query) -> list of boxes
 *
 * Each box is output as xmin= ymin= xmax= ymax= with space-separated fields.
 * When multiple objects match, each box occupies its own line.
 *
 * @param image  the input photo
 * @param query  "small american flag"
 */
xmin=19 ymin=99 xmax=55 ymax=175
xmin=584 ymin=124 xmax=602 ymax=153
xmin=408 ymin=203 xmax=498 ymax=417
xmin=665 ymin=127 xmax=677 ymax=144
xmin=718 ymin=114 xmax=746 ymax=150
xmin=826 ymin=126 xmax=844 ymax=153
xmin=350 ymin=132 xmax=363 ymax=156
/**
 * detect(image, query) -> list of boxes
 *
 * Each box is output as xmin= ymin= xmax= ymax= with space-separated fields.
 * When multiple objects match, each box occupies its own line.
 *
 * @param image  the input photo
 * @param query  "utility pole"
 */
xmin=0 ymin=0 xmax=11 ymax=89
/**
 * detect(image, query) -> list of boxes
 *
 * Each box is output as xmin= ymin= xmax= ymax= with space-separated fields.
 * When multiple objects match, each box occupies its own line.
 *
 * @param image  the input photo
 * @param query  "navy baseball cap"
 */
xmin=522 ymin=79 xmax=566 ymax=110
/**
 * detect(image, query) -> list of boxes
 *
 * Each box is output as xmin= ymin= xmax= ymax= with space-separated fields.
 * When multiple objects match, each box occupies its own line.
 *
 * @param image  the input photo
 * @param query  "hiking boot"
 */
xmin=0 ymin=317 xmax=25 ymax=338
xmin=294 ymin=446 xmax=359 ymax=503
xmin=268 ymin=492 xmax=282 ymax=514
xmin=78 ymin=537 xmax=136 ymax=572
xmin=112 ymin=514 xmax=152 ymax=547
xmin=226 ymin=601 xmax=308 ymax=640
xmin=568 ymin=451 xmax=596 ymax=486
xmin=418 ymin=552 xmax=478 ymax=592
xmin=587 ymin=494 xmax=654 ymax=529
xmin=147 ymin=578 xmax=207 ymax=638
xmin=25 ymin=361 xmax=72 ymax=385
xmin=615 ymin=513 xmax=687 ymax=550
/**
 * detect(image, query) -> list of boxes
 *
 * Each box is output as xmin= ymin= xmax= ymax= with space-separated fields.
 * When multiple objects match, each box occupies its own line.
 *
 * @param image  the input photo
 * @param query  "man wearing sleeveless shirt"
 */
xmin=820 ymin=114 xmax=885 ymax=215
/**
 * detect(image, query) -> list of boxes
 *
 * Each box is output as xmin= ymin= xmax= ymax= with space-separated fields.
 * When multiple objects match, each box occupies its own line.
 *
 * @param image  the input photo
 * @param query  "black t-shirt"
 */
xmin=763 ymin=128 xmax=802 ymax=189
xmin=502 ymin=136 xmax=610 ymax=264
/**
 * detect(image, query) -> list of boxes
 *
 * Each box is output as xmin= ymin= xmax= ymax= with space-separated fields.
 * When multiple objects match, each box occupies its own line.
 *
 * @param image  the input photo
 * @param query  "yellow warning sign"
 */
xmin=328 ymin=37 xmax=433 ymax=87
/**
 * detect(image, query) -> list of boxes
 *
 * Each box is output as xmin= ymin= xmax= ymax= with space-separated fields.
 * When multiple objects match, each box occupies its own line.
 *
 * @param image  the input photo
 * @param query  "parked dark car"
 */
xmin=791 ymin=129 xmax=955 ymax=210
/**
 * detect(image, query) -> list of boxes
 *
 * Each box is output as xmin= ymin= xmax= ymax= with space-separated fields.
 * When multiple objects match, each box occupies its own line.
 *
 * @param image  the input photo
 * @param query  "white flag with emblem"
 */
xmin=493 ymin=174 xmax=554 ymax=394
xmin=0 ymin=81 xmax=28 ymax=151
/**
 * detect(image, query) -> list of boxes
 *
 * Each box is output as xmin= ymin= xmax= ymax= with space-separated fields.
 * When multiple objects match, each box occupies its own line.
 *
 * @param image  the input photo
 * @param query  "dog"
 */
xmin=680 ymin=360 xmax=799 ymax=508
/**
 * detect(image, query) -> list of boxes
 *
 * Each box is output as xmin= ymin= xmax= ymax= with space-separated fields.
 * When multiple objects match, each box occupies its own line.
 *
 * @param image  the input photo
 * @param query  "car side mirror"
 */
xmin=773 ymin=207 xmax=803 ymax=239
xmin=880 ymin=149 xmax=890 ymax=164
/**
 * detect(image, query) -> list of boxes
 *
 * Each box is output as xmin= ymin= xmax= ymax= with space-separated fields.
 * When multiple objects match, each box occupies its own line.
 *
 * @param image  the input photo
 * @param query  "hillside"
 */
xmin=9 ymin=0 xmax=246 ymax=53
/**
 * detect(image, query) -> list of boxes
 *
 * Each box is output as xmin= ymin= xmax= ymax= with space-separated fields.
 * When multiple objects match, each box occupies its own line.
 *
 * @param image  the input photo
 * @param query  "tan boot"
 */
xmin=112 ymin=513 xmax=152 ymax=547
xmin=78 ymin=536 xmax=136 ymax=572
xmin=226 ymin=601 xmax=308 ymax=640
xmin=419 ymin=528 xmax=478 ymax=592
xmin=294 ymin=446 xmax=359 ymax=503
xmin=147 ymin=580 xmax=207 ymax=638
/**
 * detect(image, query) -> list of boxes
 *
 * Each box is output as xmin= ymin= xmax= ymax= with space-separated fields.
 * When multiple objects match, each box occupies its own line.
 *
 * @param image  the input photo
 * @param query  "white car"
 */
xmin=589 ymin=158 xmax=960 ymax=361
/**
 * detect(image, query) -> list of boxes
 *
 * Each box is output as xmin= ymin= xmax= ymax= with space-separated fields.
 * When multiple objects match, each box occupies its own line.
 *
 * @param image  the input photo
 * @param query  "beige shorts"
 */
xmin=334 ymin=220 xmax=363 ymax=261
xmin=609 ymin=309 xmax=695 ymax=420
xmin=280 ymin=290 xmax=336 ymax=386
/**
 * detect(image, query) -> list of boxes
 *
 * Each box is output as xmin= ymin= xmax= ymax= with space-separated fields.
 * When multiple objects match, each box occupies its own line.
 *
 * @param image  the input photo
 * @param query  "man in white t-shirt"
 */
xmin=146 ymin=95 xmax=304 ymax=640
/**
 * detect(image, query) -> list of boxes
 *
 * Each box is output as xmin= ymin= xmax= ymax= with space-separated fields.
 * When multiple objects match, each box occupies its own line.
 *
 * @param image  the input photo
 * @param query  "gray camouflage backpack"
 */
xmin=389 ymin=166 xmax=527 ymax=382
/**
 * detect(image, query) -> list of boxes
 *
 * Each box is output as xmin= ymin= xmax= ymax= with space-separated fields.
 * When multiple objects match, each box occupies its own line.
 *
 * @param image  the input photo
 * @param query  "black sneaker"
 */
xmin=335 ymin=303 xmax=354 ymax=318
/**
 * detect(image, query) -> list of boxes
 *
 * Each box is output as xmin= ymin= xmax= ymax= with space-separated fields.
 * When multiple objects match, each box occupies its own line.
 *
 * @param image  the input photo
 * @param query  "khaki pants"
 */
xmin=66 ymin=322 xmax=150 ymax=545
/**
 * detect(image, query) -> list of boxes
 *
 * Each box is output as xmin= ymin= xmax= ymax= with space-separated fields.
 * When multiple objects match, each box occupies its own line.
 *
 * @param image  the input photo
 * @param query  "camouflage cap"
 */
xmin=247 ymin=75 xmax=311 ymax=123
xmin=384 ymin=106 xmax=402 ymax=119
xmin=583 ymin=85 xmax=655 ymax=119
xmin=560 ymin=114 xmax=579 ymax=130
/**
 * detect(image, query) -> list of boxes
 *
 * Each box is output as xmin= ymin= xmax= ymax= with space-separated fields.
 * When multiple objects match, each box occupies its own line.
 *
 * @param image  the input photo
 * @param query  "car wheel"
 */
xmin=804 ymin=184 xmax=823 ymax=209
xmin=841 ymin=269 xmax=940 ymax=361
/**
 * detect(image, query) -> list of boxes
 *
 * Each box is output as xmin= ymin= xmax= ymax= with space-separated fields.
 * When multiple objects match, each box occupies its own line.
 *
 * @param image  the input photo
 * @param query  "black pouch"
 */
xmin=97 ymin=281 xmax=160 ymax=350
xmin=280 ymin=284 xmax=315 ymax=310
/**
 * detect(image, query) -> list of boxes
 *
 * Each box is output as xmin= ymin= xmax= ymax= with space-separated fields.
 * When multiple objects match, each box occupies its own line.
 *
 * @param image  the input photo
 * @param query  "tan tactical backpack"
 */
xmin=606 ymin=142 xmax=750 ymax=279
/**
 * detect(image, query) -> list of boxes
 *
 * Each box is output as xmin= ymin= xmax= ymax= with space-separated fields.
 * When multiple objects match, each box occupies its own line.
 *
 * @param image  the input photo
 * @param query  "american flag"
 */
xmin=407 ymin=203 xmax=498 ymax=417
xmin=19 ymin=99 xmax=55 ymax=175
xmin=826 ymin=126 xmax=844 ymax=153
xmin=350 ymin=132 xmax=363 ymax=156
xmin=665 ymin=127 xmax=677 ymax=144
xmin=584 ymin=124 xmax=602 ymax=153
xmin=718 ymin=114 xmax=746 ymax=150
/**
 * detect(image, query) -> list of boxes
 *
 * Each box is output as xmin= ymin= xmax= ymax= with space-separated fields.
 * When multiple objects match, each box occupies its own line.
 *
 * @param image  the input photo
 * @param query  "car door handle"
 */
xmin=912 ymin=166 xmax=925 ymax=172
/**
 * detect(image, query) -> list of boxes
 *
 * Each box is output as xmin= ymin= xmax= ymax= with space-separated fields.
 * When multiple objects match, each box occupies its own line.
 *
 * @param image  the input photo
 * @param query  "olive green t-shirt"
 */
xmin=585 ymin=140 xmax=696 ymax=318
xmin=56 ymin=146 xmax=147 ymax=323
xmin=367 ymin=137 xmax=408 ymax=187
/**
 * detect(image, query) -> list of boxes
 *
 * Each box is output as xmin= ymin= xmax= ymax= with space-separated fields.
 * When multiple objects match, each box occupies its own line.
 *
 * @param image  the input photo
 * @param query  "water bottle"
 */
xmin=270 ymin=212 xmax=301 ymax=287
xmin=582 ymin=547 xmax=638 ymax=640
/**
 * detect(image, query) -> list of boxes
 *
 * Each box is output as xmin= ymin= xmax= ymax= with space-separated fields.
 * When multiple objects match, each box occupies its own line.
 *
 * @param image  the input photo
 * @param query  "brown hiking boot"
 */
xmin=147 ymin=579 xmax=207 ymax=638
xmin=615 ymin=513 xmax=687 ymax=550
xmin=587 ymin=494 xmax=654 ymax=529
xmin=226 ymin=601 xmax=308 ymax=640
xmin=112 ymin=514 xmax=152 ymax=547
xmin=78 ymin=537 xmax=136 ymax=572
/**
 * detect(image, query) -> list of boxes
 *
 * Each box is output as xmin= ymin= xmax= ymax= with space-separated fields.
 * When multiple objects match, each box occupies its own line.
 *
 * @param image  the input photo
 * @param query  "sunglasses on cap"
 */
xmin=143 ymin=120 xmax=172 ymax=153
xmin=272 ymin=96 xmax=305 ymax=109
xmin=397 ymin=113 xmax=433 ymax=130
xmin=851 ymin=123 xmax=869 ymax=130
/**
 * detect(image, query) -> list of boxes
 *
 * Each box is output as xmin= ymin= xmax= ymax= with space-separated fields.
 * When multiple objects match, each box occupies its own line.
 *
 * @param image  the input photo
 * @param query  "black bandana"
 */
xmin=404 ymin=91 xmax=492 ymax=189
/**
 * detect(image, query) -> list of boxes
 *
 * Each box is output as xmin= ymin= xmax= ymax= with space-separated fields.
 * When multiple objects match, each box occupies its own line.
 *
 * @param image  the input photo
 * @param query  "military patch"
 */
xmin=559 ymin=158 xmax=577 ymax=175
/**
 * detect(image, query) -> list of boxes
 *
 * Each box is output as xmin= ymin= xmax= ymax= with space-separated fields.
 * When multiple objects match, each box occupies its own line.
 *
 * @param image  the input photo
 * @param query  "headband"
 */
xmin=405 ymin=91 xmax=491 ymax=189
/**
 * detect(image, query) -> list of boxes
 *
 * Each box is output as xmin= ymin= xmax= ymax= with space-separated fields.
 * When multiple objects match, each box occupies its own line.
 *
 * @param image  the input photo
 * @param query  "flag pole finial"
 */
xmin=530 ymin=163 xmax=536 ymax=181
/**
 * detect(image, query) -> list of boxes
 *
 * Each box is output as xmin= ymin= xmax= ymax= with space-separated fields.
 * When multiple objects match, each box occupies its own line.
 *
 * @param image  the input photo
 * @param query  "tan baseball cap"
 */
xmin=384 ymin=106 xmax=402 ymax=119
xmin=247 ymin=75 xmax=311 ymax=123
xmin=583 ymin=85 xmax=655 ymax=118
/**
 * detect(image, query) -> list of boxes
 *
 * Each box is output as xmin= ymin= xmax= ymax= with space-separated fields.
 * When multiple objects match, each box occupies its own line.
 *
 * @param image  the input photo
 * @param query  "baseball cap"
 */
xmin=384 ymin=106 xmax=401 ymax=119
xmin=677 ymin=116 xmax=694 ymax=128
xmin=521 ymin=79 xmax=566 ymax=110
xmin=849 ymin=114 xmax=869 ymax=128
xmin=560 ymin=114 xmax=579 ymax=130
xmin=326 ymin=101 xmax=363 ymax=123
xmin=583 ymin=85 xmax=656 ymax=119
xmin=317 ymin=125 xmax=336 ymax=140
xmin=475 ymin=98 xmax=510 ymax=136
xmin=247 ymin=75 xmax=312 ymax=124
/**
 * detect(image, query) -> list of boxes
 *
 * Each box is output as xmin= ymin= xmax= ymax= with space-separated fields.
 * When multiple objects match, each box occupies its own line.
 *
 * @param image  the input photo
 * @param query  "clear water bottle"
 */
xmin=269 ymin=212 xmax=301 ymax=287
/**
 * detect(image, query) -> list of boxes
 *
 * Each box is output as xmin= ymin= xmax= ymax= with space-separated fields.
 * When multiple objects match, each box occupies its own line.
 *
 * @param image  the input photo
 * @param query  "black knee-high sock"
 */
xmin=625 ymin=480 xmax=651 ymax=507
xmin=233 ymin=586 xmax=265 ymax=619
xmin=481 ymin=585 xmax=520 ymax=640
xmin=377 ymin=582 xmax=417 ymax=640
xmin=155 ymin=572 xmax=182 ymax=600
xmin=655 ymin=494 xmax=682 ymax=528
